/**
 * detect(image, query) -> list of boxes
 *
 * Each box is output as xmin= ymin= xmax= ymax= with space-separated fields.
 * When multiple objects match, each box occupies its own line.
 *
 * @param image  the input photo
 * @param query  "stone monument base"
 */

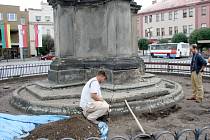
xmin=48 ymin=57 xmax=145 ymax=84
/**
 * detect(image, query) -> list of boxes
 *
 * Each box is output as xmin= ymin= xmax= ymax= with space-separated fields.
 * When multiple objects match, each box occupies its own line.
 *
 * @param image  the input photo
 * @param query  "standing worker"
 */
xmin=80 ymin=71 xmax=110 ymax=124
xmin=187 ymin=44 xmax=207 ymax=103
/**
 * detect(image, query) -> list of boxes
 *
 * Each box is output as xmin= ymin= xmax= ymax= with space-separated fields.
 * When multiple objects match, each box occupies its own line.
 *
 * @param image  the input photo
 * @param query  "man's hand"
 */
xmin=91 ymin=93 xmax=103 ymax=101
xmin=200 ymin=65 xmax=205 ymax=73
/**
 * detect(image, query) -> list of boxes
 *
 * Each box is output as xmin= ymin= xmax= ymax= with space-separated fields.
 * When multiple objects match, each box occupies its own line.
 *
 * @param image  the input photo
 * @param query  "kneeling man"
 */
xmin=80 ymin=71 xmax=110 ymax=124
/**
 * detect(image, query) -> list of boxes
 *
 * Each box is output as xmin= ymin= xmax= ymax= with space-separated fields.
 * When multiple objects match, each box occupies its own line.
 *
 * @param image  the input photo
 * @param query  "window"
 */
xmin=169 ymin=27 xmax=173 ymax=35
xmin=145 ymin=16 xmax=148 ymax=23
xmin=161 ymin=13 xmax=164 ymax=21
xmin=183 ymin=25 xmax=187 ymax=34
xmin=145 ymin=28 xmax=152 ymax=37
xmin=174 ymin=11 xmax=178 ymax=19
xmin=156 ymin=28 xmax=160 ymax=36
xmin=149 ymin=15 xmax=152 ymax=23
xmin=189 ymin=8 xmax=193 ymax=17
xmin=183 ymin=9 xmax=187 ymax=18
xmin=201 ymin=23 xmax=207 ymax=28
xmin=7 ymin=13 xmax=17 ymax=21
xmin=150 ymin=31 xmax=153 ymax=37
xmin=156 ymin=14 xmax=159 ymax=22
xmin=47 ymin=29 xmax=51 ymax=35
xmin=20 ymin=17 xmax=25 ymax=24
xmin=201 ymin=6 xmax=207 ymax=16
xmin=0 ymin=13 xmax=3 ymax=21
xmin=35 ymin=16 xmax=41 ymax=22
xmin=188 ymin=25 xmax=193 ymax=34
xmin=161 ymin=28 xmax=165 ymax=36
xmin=169 ymin=12 xmax=172 ymax=20
xmin=145 ymin=29 xmax=148 ymax=37
xmin=45 ymin=16 xmax=50 ymax=22
xmin=174 ymin=26 xmax=178 ymax=34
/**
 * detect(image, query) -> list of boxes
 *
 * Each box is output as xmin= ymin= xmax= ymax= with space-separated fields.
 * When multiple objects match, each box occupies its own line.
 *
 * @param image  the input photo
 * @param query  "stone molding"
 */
xmin=47 ymin=0 xmax=141 ymax=12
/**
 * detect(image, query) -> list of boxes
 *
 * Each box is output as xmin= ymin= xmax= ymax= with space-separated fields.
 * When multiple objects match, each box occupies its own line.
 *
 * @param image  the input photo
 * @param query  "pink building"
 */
xmin=137 ymin=0 xmax=210 ymax=41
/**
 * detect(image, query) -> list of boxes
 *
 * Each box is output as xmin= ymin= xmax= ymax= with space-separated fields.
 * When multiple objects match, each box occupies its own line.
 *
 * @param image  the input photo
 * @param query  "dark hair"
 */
xmin=97 ymin=70 xmax=107 ymax=79
xmin=191 ymin=44 xmax=198 ymax=49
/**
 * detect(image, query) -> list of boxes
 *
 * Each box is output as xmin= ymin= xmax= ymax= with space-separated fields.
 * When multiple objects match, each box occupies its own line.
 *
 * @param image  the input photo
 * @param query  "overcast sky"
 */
xmin=0 ymin=0 xmax=154 ymax=11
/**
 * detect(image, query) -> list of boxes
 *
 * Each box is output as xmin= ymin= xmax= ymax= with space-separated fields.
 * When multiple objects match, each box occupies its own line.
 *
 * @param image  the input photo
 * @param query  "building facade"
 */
xmin=0 ymin=4 xmax=29 ymax=59
xmin=28 ymin=2 xmax=54 ymax=56
xmin=137 ymin=0 xmax=210 ymax=42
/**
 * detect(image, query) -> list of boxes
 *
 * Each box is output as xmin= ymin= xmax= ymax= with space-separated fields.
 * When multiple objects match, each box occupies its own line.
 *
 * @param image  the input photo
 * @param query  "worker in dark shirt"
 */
xmin=187 ymin=44 xmax=207 ymax=103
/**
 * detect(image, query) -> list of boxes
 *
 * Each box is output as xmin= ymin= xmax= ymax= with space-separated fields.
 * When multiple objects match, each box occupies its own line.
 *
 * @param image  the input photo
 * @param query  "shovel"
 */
xmin=125 ymin=100 xmax=152 ymax=139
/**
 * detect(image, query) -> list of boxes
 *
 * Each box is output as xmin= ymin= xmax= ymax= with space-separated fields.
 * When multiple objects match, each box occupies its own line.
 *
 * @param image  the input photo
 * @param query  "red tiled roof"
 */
xmin=140 ymin=0 xmax=207 ymax=14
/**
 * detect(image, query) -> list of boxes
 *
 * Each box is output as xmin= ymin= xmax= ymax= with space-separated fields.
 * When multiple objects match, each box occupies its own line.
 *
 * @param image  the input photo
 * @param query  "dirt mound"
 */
xmin=24 ymin=115 xmax=100 ymax=140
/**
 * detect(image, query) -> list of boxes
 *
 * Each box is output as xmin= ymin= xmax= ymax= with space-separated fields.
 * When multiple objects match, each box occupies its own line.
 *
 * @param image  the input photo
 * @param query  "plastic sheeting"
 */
xmin=0 ymin=113 xmax=109 ymax=140
xmin=98 ymin=122 xmax=109 ymax=140
xmin=0 ymin=113 xmax=69 ymax=140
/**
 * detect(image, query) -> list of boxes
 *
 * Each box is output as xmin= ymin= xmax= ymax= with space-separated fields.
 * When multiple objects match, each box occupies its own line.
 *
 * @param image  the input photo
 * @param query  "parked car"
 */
xmin=40 ymin=52 xmax=55 ymax=60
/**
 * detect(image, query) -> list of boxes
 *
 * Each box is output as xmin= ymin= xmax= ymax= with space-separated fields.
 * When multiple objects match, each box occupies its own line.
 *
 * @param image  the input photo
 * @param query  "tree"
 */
xmin=189 ymin=28 xmax=210 ymax=52
xmin=39 ymin=35 xmax=55 ymax=55
xmin=158 ymin=38 xmax=168 ymax=44
xmin=189 ymin=29 xmax=199 ymax=44
xmin=171 ymin=33 xmax=188 ymax=43
xmin=138 ymin=38 xmax=149 ymax=56
xmin=189 ymin=28 xmax=210 ymax=44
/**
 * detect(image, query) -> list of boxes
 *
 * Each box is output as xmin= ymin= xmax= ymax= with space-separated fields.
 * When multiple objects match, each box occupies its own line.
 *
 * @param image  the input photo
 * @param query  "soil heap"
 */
xmin=24 ymin=115 xmax=100 ymax=140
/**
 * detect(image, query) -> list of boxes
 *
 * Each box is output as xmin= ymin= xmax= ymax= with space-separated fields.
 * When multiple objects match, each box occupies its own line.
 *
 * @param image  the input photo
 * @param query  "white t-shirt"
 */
xmin=80 ymin=77 xmax=102 ymax=109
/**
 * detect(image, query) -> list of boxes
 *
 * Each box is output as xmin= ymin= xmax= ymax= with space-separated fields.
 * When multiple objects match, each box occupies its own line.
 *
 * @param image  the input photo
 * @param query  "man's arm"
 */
xmin=208 ymin=57 xmax=210 ymax=63
xmin=91 ymin=93 xmax=103 ymax=101
xmin=198 ymin=55 xmax=207 ymax=72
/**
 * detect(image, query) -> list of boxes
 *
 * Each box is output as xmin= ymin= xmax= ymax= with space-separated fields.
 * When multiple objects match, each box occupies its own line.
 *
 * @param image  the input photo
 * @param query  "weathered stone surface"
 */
xmin=10 ymin=75 xmax=184 ymax=115
xmin=47 ymin=0 xmax=142 ymax=84
xmin=48 ymin=57 xmax=145 ymax=84
xmin=52 ymin=0 xmax=136 ymax=58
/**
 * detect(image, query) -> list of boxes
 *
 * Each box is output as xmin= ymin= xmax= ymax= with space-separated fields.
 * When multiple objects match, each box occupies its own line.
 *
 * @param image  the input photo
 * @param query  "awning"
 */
xmin=197 ymin=40 xmax=210 ymax=44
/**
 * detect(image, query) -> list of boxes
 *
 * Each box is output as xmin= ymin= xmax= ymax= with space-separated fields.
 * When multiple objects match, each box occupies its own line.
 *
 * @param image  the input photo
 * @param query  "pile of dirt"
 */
xmin=24 ymin=115 xmax=100 ymax=140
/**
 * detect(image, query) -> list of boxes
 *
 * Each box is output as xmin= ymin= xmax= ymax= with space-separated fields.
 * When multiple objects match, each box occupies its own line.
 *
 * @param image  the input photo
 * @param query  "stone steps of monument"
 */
xmin=35 ymin=80 xmax=85 ymax=90
xmin=34 ymin=73 xmax=156 ymax=90
xmin=10 ymin=77 xmax=184 ymax=115
xmin=11 ymin=81 xmax=183 ymax=115
xmin=102 ymin=77 xmax=162 ymax=91
xmin=24 ymin=77 xmax=163 ymax=101
xmin=11 ymin=88 xmax=80 ymax=115
xmin=103 ymin=88 xmax=170 ymax=103
xmin=21 ymin=85 xmax=170 ymax=102
xmin=15 ymin=81 xmax=175 ymax=107
xmin=25 ymin=84 xmax=82 ymax=100
xmin=23 ymin=79 xmax=169 ymax=102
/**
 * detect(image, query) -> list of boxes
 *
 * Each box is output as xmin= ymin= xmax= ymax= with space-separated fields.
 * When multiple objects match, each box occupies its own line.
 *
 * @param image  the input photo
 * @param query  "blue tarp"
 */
xmin=0 ymin=113 xmax=109 ymax=140
xmin=0 ymin=113 xmax=69 ymax=140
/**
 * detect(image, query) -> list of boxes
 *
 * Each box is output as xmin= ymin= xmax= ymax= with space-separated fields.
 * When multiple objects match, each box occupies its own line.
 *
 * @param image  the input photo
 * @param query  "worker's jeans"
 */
xmin=82 ymin=100 xmax=109 ymax=124
xmin=191 ymin=71 xmax=204 ymax=101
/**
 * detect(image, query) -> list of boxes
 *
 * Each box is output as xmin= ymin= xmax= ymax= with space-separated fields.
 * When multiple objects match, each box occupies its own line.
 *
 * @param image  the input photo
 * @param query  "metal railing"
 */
xmin=145 ymin=61 xmax=210 ymax=77
xmin=0 ymin=60 xmax=209 ymax=80
xmin=0 ymin=62 xmax=51 ymax=80
xmin=32 ymin=125 xmax=210 ymax=140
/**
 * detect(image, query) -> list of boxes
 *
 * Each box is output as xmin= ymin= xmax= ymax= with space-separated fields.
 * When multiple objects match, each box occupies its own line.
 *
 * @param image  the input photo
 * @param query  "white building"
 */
xmin=28 ymin=2 xmax=54 ymax=56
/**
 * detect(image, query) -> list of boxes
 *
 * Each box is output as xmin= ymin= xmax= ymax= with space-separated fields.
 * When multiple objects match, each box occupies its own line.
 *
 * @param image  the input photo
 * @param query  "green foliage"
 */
xmin=189 ymin=29 xmax=199 ymax=44
xmin=158 ymin=38 xmax=168 ymax=44
xmin=171 ymin=33 xmax=188 ymax=43
xmin=189 ymin=28 xmax=210 ymax=44
xmin=138 ymin=38 xmax=149 ymax=50
xmin=39 ymin=35 xmax=54 ymax=55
